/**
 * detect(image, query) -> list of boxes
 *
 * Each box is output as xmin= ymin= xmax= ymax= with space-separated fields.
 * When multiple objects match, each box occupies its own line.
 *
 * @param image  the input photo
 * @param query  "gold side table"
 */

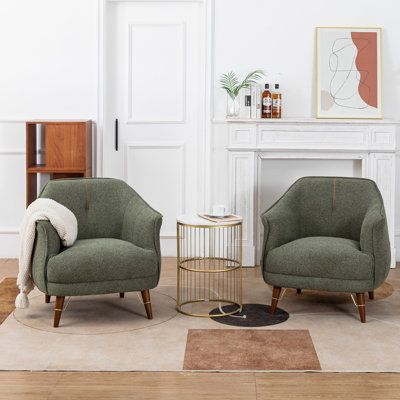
xmin=176 ymin=214 xmax=243 ymax=317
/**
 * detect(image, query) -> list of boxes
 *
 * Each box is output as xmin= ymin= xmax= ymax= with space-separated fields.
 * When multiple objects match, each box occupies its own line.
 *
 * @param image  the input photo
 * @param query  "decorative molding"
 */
xmin=229 ymin=125 xmax=256 ymax=149
xmin=124 ymin=141 xmax=186 ymax=238
xmin=227 ymin=120 xmax=400 ymax=153
xmin=369 ymin=153 xmax=396 ymax=264
xmin=228 ymin=152 xmax=254 ymax=243
xmin=228 ymin=151 xmax=255 ymax=266
xmin=127 ymin=22 xmax=186 ymax=124
xmin=99 ymin=0 xmax=211 ymax=198
xmin=224 ymin=118 xmax=400 ymax=125
xmin=0 ymin=227 xmax=19 ymax=234
xmin=0 ymin=122 xmax=24 ymax=249
xmin=0 ymin=148 xmax=25 ymax=155
xmin=0 ymin=119 xmax=96 ymax=124
xmin=258 ymin=128 xmax=367 ymax=150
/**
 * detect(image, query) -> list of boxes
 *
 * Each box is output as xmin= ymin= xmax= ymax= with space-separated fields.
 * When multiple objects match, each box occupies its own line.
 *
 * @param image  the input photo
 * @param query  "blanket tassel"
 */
xmin=15 ymin=288 xmax=29 ymax=309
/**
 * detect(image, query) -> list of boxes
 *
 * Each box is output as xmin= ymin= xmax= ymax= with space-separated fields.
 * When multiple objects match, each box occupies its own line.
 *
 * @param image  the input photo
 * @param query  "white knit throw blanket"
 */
xmin=16 ymin=198 xmax=78 ymax=309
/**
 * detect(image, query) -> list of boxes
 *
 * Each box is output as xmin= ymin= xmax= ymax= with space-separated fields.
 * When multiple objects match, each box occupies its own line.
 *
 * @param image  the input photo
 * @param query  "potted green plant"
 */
xmin=219 ymin=69 xmax=264 ymax=117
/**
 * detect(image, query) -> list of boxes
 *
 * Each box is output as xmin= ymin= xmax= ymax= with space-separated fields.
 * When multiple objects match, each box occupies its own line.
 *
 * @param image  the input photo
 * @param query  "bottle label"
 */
xmin=263 ymin=97 xmax=272 ymax=107
xmin=273 ymin=99 xmax=281 ymax=107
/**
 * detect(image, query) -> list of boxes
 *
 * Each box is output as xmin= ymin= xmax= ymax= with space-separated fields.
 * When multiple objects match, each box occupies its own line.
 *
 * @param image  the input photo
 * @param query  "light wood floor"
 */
xmin=1 ymin=258 xmax=400 ymax=399
xmin=0 ymin=371 xmax=400 ymax=399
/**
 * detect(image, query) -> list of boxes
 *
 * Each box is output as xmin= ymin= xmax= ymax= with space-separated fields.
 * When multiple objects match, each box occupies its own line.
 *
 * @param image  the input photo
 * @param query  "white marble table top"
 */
xmin=176 ymin=213 xmax=242 ymax=226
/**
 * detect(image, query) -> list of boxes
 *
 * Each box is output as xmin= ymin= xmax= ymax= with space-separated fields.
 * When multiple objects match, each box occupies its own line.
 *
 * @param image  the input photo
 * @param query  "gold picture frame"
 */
xmin=316 ymin=26 xmax=382 ymax=119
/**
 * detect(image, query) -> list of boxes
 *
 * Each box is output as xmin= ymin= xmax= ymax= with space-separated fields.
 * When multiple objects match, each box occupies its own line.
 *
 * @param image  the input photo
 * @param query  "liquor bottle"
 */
xmin=261 ymin=84 xmax=272 ymax=119
xmin=272 ymin=84 xmax=282 ymax=119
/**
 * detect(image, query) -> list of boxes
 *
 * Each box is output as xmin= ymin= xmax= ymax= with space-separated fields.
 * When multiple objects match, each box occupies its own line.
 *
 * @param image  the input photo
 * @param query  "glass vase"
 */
xmin=226 ymin=96 xmax=240 ymax=118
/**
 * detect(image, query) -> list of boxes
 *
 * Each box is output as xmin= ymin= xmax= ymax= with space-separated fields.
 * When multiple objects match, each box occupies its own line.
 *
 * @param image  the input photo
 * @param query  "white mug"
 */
xmin=212 ymin=204 xmax=227 ymax=217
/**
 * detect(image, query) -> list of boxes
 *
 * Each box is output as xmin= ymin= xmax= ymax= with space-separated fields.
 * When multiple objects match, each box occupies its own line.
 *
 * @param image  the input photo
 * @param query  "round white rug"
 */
xmin=13 ymin=286 xmax=178 ymax=335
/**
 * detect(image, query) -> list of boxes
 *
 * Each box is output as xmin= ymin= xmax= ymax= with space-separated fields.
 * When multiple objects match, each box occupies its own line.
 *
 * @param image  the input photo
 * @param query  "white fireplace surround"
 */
xmin=227 ymin=118 xmax=399 ymax=267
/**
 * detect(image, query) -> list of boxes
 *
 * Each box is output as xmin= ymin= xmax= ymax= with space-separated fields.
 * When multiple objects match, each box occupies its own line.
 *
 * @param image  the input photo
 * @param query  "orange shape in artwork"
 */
xmin=351 ymin=32 xmax=378 ymax=108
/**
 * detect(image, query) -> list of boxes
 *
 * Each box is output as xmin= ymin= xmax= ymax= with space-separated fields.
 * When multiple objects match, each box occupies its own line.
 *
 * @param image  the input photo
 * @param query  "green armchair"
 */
xmin=261 ymin=177 xmax=390 ymax=323
xmin=31 ymin=178 xmax=162 ymax=327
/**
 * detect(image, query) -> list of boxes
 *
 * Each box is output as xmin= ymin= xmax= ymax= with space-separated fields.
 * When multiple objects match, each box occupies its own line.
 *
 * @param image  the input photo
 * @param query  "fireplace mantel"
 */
xmin=226 ymin=118 xmax=399 ymax=267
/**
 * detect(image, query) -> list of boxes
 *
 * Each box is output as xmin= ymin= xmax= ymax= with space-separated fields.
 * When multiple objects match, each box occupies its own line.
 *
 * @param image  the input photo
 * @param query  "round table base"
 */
xmin=177 ymin=299 xmax=242 ymax=318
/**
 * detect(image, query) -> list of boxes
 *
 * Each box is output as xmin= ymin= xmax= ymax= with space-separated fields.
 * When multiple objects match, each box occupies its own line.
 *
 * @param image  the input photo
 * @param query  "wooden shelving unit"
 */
xmin=26 ymin=120 xmax=92 ymax=206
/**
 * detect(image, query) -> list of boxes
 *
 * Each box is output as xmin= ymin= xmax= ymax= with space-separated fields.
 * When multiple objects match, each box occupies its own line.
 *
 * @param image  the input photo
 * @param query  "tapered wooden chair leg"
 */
xmin=356 ymin=293 xmax=366 ymax=323
xmin=270 ymin=286 xmax=282 ymax=314
xmin=141 ymin=290 xmax=153 ymax=319
xmin=119 ymin=292 xmax=125 ymax=298
xmin=368 ymin=291 xmax=374 ymax=300
xmin=45 ymin=294 xmax=51 ymax=303
xmin=53 ymin=296 xmax=65 ymax=328
xmin=296 ymin=288 xmax=302 ymax=294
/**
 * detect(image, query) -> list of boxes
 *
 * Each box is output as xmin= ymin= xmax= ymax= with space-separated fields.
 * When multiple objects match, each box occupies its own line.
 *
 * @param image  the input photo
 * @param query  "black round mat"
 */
xmin=209 ymin=303 xmax=289 ymax=327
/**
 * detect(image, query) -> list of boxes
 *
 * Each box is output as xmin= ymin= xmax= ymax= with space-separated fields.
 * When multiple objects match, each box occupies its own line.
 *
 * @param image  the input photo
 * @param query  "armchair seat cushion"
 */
xmin=47 ymin=238 xmax=158 ymax=284
xmin=265 ymin=236 xmax=373 ymax=281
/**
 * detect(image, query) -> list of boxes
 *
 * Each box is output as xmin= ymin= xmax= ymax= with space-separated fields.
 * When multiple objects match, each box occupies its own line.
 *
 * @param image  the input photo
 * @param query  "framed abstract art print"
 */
xmin=316 ymin=27 xmax=382 ymax=119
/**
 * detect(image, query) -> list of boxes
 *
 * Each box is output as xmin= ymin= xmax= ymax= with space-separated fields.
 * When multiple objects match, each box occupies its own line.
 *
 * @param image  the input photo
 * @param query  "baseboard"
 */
xmin=242 ymin=244 xmax=256 ymax=267
xmin=394 ymin=234 xmax=400 ymax=263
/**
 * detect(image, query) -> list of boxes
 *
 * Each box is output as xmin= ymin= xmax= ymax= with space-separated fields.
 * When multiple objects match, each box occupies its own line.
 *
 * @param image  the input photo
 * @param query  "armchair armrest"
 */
xmin=261 ymin=201 xmax=300 ymax=256
xmin=31 ymin=220 xmax=61 ymax=293
xmin=360 ymin=206 xmax=391 ymax=287
xmin=121 ymin=195 xmax=163 ymax=258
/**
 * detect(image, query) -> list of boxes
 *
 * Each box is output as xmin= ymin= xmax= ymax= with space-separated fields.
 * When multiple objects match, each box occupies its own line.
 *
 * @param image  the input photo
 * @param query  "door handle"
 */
xmin=115 ymin=118 xmax=119 ymax=151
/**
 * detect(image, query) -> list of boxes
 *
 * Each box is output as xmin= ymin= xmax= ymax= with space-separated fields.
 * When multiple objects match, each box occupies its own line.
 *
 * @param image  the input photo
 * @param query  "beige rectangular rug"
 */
xmin=1 ymin=268 xmax=400 ymax=372
xmin=183 ymin=329 xmax=321 ymax=371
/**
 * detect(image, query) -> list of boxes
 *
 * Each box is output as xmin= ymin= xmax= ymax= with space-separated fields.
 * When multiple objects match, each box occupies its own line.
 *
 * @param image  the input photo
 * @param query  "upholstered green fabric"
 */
xmin=360 ymin=205 xmax=391 ymax=288
xmin=261 ymin=177 xmax=390 ymax=293
xmin=264 ymin=273 xmax=373 ymax=293
xmin=121 ymin=195 xmax=162 ymax=253
xmin=47 ymin=239 xmax=158 ymax=284
xmin=39 ymin=179 xmax=133 ymax=240
xmin=46 ymin=276 xmax=159 ymax=297
xmin=266 ymin=237 xmax=372 ymax=281
xmin=31 ymin=178 xmax=162 ymax=297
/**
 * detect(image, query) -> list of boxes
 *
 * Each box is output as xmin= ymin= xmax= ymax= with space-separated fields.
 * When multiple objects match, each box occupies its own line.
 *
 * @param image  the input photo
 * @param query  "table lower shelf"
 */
xmin=177 ymin=298 xmax=242 ymax=318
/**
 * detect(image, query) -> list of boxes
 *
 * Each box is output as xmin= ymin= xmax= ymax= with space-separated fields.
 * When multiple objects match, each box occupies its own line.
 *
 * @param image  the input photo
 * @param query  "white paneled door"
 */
xmin=103 ymin=1 xmax=205 ymax=255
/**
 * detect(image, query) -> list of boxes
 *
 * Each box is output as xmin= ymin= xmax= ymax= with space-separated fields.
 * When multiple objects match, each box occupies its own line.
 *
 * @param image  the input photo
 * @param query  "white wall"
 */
xmin=0 ymin=0 xmax=98 ymax=256
xmin=212 ymin=0 xmax=400 ymax=119
xmin=0 ymin=0 xmax=98 ymax=119
xmin=211 ymin=0 xmax=400 ymax=259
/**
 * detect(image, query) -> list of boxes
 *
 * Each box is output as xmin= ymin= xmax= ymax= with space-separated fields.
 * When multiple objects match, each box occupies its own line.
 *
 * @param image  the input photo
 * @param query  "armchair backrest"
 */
xmin=289 ymin=177 xmax=385 ymax=241
xmin=40 ymin=178 xmax=135 ymax=240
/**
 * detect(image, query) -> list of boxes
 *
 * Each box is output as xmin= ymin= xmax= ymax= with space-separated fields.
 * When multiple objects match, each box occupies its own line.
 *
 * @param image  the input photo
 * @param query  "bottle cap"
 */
xmin=275 ymin=84 xmax=280 ymax=89
xmin=265 ymin=83 xmax=269 ymax=89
